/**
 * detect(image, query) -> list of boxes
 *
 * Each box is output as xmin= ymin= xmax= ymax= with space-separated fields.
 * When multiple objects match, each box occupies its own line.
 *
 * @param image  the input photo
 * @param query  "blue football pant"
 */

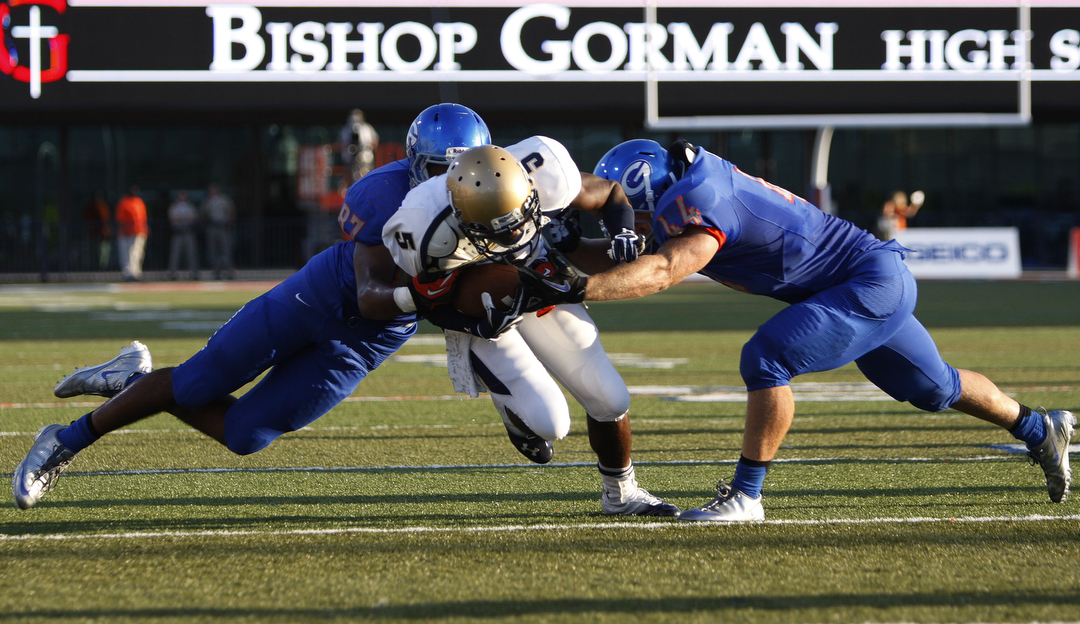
xmin=172 ymin=277 xmax=414 ymax=455
xmin=740 ymin=250 xmax=961 ymax=411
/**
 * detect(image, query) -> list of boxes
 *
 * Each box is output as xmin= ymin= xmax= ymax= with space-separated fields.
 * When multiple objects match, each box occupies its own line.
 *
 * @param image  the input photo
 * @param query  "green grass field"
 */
xmin=0 ymin=279 xmax=1078 ymax=623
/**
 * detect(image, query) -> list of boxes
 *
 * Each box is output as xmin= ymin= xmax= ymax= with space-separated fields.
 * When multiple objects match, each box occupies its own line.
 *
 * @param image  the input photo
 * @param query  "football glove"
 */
xmin=407 ymin=269 xmax=461 ymax=315
xmin=517 ymin=253 xmax=588 ymax=307
xmin=601 ymin=203 xmax=642 ymax=263
xmin=608 ymin=227 xmax=644 ymax=263
xmin=476 ymin=287 xmax=526 ymax=339
xmin=419 ymin=286 xmax=525 ymax=340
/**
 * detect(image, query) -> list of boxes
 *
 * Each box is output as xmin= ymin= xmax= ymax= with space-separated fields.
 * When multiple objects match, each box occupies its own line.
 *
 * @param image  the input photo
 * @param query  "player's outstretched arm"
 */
xmin=522 ymin=227 xmax=719 ymax=307
xmin=585 ymin=228 xmax=718 ymax=301
xmin=354 ymin=243 xmax=412 ymax=320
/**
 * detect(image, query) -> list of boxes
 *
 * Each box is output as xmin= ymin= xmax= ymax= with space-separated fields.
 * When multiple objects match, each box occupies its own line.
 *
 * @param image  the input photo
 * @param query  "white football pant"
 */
xmin=466 ymin=303 xmax=630 ymax=441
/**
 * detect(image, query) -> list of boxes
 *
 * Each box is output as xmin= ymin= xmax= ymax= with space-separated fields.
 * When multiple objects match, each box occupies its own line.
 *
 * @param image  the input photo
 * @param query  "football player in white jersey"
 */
xmin=382 ymin=139 xmax=678 ymax=517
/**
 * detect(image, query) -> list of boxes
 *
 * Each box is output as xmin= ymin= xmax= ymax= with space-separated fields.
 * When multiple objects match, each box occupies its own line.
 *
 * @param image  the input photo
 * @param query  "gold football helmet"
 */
xmin=447 ymin=145 xmax=542 ymax=258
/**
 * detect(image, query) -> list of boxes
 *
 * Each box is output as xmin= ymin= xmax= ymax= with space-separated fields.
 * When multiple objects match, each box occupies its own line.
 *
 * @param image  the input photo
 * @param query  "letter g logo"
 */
xmin=621 ymin=160 xmax=653 ymax=198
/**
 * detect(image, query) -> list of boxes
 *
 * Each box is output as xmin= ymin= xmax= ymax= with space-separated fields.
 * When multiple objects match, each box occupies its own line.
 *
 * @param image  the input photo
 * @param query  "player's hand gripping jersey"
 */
xmin=382 ymin=136 xmax=582 ymax=278
xmin=653 ymin=148 xmax=905 ymax=304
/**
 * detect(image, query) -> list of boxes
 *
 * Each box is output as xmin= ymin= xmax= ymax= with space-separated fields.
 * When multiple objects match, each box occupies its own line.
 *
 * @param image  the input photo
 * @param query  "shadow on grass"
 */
xmin=2 ymin=590 xmax=1079 ymax=620
xmin=0 ymin=481 xmax=1055 ymax=536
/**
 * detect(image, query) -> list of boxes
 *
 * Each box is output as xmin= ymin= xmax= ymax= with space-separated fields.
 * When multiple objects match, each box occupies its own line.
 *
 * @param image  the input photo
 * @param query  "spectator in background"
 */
xmin=83 ymin=191 xmax=112 ymax=271
xmin=201 ymin=183 xmax=236 ymax=280
xmin=340 ymin=108 xmax=379 ymax=184
xmin=167 ymin=190 xmax=199 ymax=281
xmin=115 ymin=186 xmax=149 ymax=282
xmin=878 ymin=189 xmax=924 ymax=241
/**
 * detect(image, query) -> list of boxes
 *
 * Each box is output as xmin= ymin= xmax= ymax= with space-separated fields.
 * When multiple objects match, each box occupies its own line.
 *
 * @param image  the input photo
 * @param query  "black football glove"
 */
xmin=406 ymin=269 xmax=461 ymax=315
xmin=608 ymin=227 xmax=644 ymax=263
xmin=475 ymin=286 xmax=526 ymax=339
xmin=419 ymin=285 xmax=525 ymax=340
xmin=517 ymin=253 xmax=588 ymax=307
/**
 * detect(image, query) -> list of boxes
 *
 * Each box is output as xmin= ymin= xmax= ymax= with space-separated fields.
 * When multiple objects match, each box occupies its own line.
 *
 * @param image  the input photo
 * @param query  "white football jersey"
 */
xmin=382 ymin=136 xmax=582 ymax=276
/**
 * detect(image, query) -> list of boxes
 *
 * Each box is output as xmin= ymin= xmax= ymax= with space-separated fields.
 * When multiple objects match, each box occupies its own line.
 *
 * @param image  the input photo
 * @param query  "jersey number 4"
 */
xmin=657 ymin=195 xmax=703 ymax=237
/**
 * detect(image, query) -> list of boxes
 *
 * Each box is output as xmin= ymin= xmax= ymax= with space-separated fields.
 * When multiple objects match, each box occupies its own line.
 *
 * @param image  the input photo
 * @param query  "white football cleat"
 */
xmin=679 ymin=481 xmax=765 ymax=522
xmin=600 ymin=465 xmax=680 ymax=517
xmin=54 ymin=341 xmax=152 ymax=398
xmin=12 ymin=425 xmax=75 ymax=510
xmin=602 ymin=485 xmax=680 ymax=517
xmin=1028 ymin=409 xmax=1075 ymax=503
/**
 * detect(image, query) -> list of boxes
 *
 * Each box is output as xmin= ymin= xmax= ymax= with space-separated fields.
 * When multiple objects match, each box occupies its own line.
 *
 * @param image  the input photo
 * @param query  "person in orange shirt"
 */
xmin=115 ymin=185 xmax=149 ymax=281
xmin=878 ymin=189 xmax=924 ymax=241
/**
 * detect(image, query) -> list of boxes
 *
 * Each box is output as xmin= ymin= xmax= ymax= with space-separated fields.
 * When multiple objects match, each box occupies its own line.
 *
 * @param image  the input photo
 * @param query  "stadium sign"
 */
xmin=894 ymin=228 xmax=1023 ymax=279
xmin=4 ymin=1 xmax=1080 ymax=121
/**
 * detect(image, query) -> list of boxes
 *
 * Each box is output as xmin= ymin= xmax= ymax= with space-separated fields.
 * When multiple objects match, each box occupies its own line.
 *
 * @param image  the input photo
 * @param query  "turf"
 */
xmin=0 ymin=279 xmax=1078 ymax=623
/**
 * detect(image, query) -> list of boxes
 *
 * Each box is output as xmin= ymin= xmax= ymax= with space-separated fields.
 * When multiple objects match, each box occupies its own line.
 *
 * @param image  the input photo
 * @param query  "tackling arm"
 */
xmin=584 ymin=227 xmax=719 ymax=301
xmin=354 ymin=242 xmax=411 ymax=320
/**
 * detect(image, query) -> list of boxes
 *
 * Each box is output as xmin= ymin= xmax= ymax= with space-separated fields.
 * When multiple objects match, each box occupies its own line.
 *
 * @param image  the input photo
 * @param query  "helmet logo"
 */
xmin=621 ymin=160 xmax=652 ymax=198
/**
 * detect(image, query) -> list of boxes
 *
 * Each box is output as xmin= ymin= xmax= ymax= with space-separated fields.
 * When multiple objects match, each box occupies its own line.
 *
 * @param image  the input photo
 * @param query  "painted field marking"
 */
xmin=9 ymin=453 xmax=1066 ymax=480
xmin=2 ymin=514 xmax=1079 ymax=543
xmin=4 ymin=381 xmax=1075 ymax=410
xmin=390 ymin=352 xmax=688 ymax=369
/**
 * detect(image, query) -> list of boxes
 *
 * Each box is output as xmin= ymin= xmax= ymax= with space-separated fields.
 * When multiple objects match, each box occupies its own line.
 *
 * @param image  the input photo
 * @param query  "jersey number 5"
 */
xmin=395 ymin=231 xmax=415 ymax=250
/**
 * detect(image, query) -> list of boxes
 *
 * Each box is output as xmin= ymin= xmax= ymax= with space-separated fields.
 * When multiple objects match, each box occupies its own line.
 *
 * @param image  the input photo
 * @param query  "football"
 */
xmin=452 ymin=263 xmax=520 ymax=318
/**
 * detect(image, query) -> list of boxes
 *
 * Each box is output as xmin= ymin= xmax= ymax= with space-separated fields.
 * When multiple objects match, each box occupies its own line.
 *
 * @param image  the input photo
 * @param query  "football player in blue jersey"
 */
xmin=520 ymin=138 xmax=1075 ymax=521
xmin=11 ymin=103 xmax=492 ymax=510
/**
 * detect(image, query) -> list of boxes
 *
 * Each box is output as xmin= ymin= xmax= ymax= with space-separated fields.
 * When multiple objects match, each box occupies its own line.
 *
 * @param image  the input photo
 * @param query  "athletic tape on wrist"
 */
xmin=394 ymin=286 xmax=417 ymax=313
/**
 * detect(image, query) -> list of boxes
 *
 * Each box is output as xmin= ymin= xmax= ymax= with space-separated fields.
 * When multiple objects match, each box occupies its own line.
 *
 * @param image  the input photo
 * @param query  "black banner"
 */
xmin=2 ymin=2 xmax=1079 ymax=122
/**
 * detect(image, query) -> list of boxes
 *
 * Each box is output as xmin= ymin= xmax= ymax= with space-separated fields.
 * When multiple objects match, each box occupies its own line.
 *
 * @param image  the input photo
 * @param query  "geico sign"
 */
xmin=904 ymin=242 xmax=1011 ymax=263
xmin=207 ymin=5 xmax=841 ymax=74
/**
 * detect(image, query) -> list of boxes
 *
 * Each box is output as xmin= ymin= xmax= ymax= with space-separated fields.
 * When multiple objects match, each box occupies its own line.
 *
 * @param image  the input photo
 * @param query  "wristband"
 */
xmin=393 ymin=286 xmax=417 ymax=313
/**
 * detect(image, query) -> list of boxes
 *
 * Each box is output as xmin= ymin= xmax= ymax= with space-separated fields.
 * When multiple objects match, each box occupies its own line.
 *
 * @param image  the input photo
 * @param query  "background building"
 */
xmin=3 ymin=1 xmax=1078 ymax=279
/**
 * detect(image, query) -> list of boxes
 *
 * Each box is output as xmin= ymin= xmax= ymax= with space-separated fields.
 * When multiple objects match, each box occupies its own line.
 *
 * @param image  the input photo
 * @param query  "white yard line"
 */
xmin=4 ymin=381 xmax=1075 ymax=410
xmin=3 ymin=514 xmax=1079 ymax=543
xmin=2 ymin=454 xmax=1048 ymax=480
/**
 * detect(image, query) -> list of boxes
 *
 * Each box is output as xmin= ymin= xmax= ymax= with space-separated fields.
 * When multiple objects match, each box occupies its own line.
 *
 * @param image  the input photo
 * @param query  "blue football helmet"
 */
xmin=406 ymin=103 xmax=491 ymax=187
xmin=593 ymin=139 xmax=679 ymax=215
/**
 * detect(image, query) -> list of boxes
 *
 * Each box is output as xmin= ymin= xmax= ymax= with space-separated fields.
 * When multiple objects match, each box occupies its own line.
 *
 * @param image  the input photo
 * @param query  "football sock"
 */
xmin=598 ymin=462 xmax=635 ymax=501
xmin=598 ymin=461 xmax=633 ymax=479
xmin=1009 ymin=404 xmax=1047 ymax=449
xmin=56 ymin=412 xmax=101 ymax=454
xmin=731 ymin=456 xmax=769 ymax=499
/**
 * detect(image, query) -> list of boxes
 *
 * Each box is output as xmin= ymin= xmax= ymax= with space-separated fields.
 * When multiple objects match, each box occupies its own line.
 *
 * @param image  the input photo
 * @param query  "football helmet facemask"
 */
xmin=448 ymin=145 xmax=542 ymax=259
xmin=406 ymin=103 xmax=491 ymax=188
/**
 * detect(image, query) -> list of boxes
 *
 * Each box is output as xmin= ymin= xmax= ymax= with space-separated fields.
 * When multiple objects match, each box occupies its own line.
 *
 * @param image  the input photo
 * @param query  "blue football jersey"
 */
xmin=338 ymin=159 xmax=412 ymax=245
xmin=318 ymin=158 xmax=417 ymax=324
xmin=652 ymin=149 xmax=902 ymax=304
